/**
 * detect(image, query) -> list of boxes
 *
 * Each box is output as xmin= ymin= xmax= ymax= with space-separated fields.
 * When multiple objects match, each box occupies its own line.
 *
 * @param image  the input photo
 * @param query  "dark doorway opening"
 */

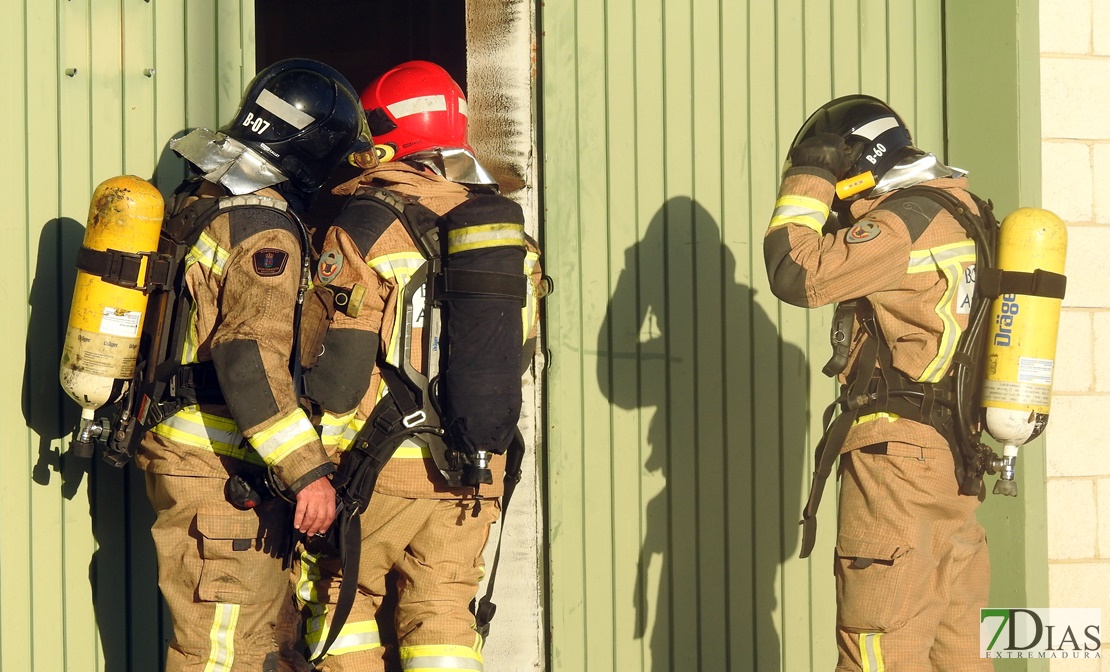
xmin=255 ymin=0 xmax=468 ymax=232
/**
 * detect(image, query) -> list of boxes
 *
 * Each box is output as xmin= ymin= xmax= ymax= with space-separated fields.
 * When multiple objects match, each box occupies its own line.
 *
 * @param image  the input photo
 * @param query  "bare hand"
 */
xmin=293 ymin=476 xmax=336 ymax=536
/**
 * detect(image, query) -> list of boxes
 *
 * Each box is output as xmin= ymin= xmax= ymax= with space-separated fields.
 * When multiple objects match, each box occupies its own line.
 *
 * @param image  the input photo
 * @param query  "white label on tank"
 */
xmin=99 ymin=308 xmax=141 ymax=338
xmin=1018 ymin=356 xmax=1054 ymax=385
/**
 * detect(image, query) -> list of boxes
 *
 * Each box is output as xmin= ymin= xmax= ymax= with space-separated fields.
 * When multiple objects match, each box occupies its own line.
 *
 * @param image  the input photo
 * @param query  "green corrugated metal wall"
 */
xmin=1 ymin=2 xmax=253 ymax=670
xmin=540 ymin=1 xmax=943 ymax=670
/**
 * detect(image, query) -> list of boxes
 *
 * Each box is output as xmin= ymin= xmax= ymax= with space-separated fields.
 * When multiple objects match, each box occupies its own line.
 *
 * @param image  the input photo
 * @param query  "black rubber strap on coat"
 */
xmin=311 ymin=510 xmax=362 ymax=663
xmin=799 ymin=333 xmax=879 ymax=559
xmin=473 ymin=431 xmax=526 ymax=638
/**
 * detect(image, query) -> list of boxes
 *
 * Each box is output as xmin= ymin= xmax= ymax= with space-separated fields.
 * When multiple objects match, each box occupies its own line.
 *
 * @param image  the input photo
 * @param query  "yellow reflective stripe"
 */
xmin=249 ymin=409 xmax=318 ymax=464
xmin=522 ymin=278 xmax=538 ymax=343
xmin=337 ymin=417 xmax=365 ymax=453
xmin=400 ymin=643 xmax=484 ymax=671
xmin=151 ymin=407 xmax=265 ymax=465
xmin=447 ymin=223 xmax=525 ymax=254
xmin=368 ymin=252 xmax=424 ymax=282
xmin=768 ymin=195 xmax=829 ymax=232
xmin=853 ymin=412 xmax=900 ymax=427
xmin=203 ymin=603 xmax=240 ymax=672
xmin=524 ymin=250 xmax=539 ymax=275
xmin=188 ymin=231 xmax=230 ymax=275
xmin=304 ymin=616 xmax=381 ymax=657
xmin=180 ymin=301 xmax=201 ymax=365
xmin=295 ymin=550 xmax=323 ymax=604
xmin=393 ymin=441 xmax=432 ymax=459
xmin=908 ymin=242 xmax=976 ymax=383
xmin=319 ymin=410 xmax=356 ymax=449
xmin=859 ymin=632 xmax=885 ymax=672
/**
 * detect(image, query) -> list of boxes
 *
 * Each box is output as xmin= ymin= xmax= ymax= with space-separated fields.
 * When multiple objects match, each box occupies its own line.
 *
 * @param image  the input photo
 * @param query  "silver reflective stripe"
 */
xmin=206 ymin=603 xmax=239 ymax=671
xmin=852 ymin=116 xmax=899 ymax=141
xmin=388 ymin=94 xmax=447 ymax=118
xmin=159 ymin=412 xmax=242 ymax=448
xmin=771 ymin=203 xmax=826 ymax=221
xmin=860 ymin=632 xmax=884 ymax=672
xmin=307 ymin=628 xmax=381 ymax=657
xmin=401 ymin=655 xmax=483 ymax=671
xmin=257 ymin=88 xmax=315 ymax=129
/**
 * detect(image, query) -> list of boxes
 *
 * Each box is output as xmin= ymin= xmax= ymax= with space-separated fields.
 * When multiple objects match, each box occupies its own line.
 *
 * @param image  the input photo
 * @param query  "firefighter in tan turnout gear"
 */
xmin=294 ymin=61 xmax=544 ymax=672
xmin=764 ymin=95 xmax=992 ymax=671
xmin=134 ymin=59 xmax=371 ymax=671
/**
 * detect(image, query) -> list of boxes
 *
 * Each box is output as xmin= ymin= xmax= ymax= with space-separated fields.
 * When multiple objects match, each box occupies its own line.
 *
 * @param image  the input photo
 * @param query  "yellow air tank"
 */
xmin=981 ymin=207 xmax=1068 ymax=496
xmin=59 ymin=175 xmax=164 ymax=456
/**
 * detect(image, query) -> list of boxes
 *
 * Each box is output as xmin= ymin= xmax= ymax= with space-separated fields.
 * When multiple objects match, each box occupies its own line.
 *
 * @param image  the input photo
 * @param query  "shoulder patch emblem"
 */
xmin=318 ymin=250 xmax=344 ymax=285
xmin=846 ymin=220 xmax=881 ymax=245
xmin=253 ymin=248 xmax=289 ymax=276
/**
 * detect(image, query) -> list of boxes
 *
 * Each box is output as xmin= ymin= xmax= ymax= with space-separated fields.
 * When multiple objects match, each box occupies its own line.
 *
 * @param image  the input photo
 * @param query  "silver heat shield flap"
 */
xmin=870 ymin=151 xmax=967 ymax=197
xmin=169 ymin=128 xmax=288 ymax=195
xmin=405 ymin=148 xmax=499 ymax=187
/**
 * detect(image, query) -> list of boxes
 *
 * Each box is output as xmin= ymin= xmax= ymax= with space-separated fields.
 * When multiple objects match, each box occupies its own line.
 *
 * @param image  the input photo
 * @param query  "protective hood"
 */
xmin=403 ymin=147 xmax=499 ymax=188
xmin=169 ymin=128 xmax=288 ymax=195
xmin=871 ymin=151 xmax=967 ymax=197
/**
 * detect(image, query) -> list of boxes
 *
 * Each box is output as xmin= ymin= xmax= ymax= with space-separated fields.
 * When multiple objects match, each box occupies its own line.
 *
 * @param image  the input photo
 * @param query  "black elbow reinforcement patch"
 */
xmin=211 ymin=340 xmax=282 ymax=430
xmin=763 ymin=229 xmax=810 ymax=307
xmin=303 ymin=329 xmax=379 ymax=413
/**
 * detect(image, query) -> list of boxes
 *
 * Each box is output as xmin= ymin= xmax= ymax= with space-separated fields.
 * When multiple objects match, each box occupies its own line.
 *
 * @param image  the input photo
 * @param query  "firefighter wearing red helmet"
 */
xmin=764 ymin=94 xmax=993 ymax=671
xmin=295 ymin=61 xmax=544 ymax=672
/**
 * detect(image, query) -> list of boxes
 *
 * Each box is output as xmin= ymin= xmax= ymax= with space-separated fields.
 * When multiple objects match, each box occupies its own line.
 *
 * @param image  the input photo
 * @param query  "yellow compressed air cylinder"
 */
xmin=59 ymin=176 xmax=164 ymax=423
xmin=981 ymin=208 xmax=1067 ymax=493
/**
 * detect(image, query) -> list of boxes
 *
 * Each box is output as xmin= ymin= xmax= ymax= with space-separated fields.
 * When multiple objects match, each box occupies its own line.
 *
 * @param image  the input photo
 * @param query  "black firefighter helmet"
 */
xmin=221 ymin=58 xmax=371 ymax=195
xmin=786 ymin=94 xmax=918 ymax=202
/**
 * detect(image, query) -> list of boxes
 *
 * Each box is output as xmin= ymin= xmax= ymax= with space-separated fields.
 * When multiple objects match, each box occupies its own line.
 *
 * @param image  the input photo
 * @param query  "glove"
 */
xmin=789 ymin=132 xmax=853 ymax=179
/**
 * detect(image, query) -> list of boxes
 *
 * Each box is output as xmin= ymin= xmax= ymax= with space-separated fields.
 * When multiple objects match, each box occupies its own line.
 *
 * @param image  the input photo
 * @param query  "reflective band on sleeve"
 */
xmin=908 ymin=241 xmax=977 ymax=383
xmin=400 ymin=643 xmax=484 ymax=671
xmin=446 ymin=223 xmax=526 ymax=254
xmin=257 ymin=88 xmax=316 ymax=129
xmin=188 ymin=231 xmax=230 ymax=276
xmin=151 ymin=407 xmax=265 ymax=465
xmin=319 ymin=410 xmax=356 ymax=450
xmin=248 ymin=409 xmax=319 ymax=465
xmin=859 ymin=632 xmax=885 ymax=672
xmin=369 ymin=252 xmax=425 ymax=282
xmin=388 ymin=94 xmax=447 ymax=119
xmin=203 ymin=603 xmax=240 ymax=672
xmin=768 ymin=195 xmax=830 ymax=232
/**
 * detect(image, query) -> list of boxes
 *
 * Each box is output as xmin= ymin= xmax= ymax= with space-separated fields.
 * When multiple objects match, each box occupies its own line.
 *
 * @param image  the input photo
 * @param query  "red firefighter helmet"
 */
xmin=360 ymin=61 xmax=471 ymax=162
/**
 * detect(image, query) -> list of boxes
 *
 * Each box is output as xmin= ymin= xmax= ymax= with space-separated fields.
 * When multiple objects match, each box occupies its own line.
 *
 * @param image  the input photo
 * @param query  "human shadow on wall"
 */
xmin=597 ymin=197 xmax=809 ymax=671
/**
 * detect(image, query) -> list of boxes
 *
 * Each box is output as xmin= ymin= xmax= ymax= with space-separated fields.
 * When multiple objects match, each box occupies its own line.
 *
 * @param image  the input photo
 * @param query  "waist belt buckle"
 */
xmin=402 ymin=410 xmax=427 ymax=428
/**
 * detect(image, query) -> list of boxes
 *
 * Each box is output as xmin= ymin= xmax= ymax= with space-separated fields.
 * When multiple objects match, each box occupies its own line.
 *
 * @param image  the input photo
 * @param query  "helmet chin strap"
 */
xmin=406 ymin=148 xmax=500 ymax=187
xmin=170 ymin=128 xmax=288 ymax=196
xmin=870 ymin=151 xmax=967 ymax=197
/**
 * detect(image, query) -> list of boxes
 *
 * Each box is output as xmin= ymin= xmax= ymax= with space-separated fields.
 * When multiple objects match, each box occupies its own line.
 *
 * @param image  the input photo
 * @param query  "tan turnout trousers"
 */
xmin=834 ymin=442 xmax=991 ymax=672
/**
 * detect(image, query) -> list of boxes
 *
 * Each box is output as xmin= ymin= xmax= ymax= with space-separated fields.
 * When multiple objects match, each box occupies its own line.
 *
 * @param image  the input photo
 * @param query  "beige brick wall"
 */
xmin=1041 ymin=0 xmax=1110 ymax=667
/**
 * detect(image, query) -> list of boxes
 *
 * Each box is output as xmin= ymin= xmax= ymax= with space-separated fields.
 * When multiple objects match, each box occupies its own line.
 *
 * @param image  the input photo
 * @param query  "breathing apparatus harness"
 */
xmin=799 ymin=185 xmax=1001 ymax=559
xmin=309 ymin=184 xmax=540 ymax=661
xmin=103 ymin=178 xmax=313 ymax=469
